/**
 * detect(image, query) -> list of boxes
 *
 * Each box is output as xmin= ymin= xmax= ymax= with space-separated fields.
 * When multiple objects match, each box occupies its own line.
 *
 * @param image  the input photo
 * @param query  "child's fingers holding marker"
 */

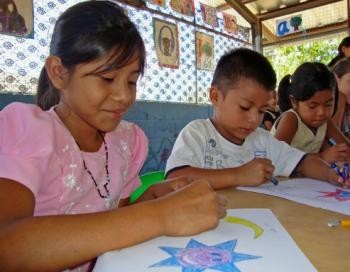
xmin=341 ymin=163 xmax=350 ymax=188
xmin=160 ymin=179 xmax=226 ymax=236
xmin=322 ymin=145 xmax=348 ymax=163
xmin=342 ymin=178 xmax=350 ymax=189
xmin=334 ymin=144 xmax=349 ymax=161
xmin=327 ymin=168 xmax=346 ymax=187
xmin=216 ymin=193 xmax=228 ymax=219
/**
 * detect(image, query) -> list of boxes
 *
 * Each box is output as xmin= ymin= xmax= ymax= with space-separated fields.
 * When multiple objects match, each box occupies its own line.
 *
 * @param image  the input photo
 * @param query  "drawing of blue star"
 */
xmin=149 ymin=238 xmax=261 ymax=272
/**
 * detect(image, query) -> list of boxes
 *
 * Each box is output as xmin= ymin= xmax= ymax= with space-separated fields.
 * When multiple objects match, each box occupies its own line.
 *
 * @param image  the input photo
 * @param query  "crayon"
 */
xmin=328 ymin=219 xmax=350 ymax=227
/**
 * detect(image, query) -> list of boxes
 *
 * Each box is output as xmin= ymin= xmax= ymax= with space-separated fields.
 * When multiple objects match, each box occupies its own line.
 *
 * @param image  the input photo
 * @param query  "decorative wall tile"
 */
xmin=0 ymin=0 xmax=249 ymax=104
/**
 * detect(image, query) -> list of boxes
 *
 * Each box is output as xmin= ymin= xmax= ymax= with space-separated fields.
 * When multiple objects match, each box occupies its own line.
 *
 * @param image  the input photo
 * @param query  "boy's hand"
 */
xmin=237 ymin=158 xmax=275 ymax=186
xmin=321 ymin=144 xmax=348 ymax=163
xmin=157 ymin=179 xmax=227 ymax=236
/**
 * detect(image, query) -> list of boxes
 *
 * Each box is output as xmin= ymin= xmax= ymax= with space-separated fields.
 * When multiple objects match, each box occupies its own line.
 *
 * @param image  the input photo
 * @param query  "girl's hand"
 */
xmin=321 ymin=144 xmax=348 ymax=163
xmin=157 ymin=179 xmax=227 ymax=236
xmin=236 ymin=158 xmax=275 ymax=186
xmin=326 ymin=168 xmax=350 ymax=188
xmin=136 ymin=177 xmax=192 ymax=202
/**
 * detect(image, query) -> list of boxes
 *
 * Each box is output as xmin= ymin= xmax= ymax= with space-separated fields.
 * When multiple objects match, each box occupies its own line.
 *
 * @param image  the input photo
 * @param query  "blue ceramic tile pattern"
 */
xmin=0 ymin=0 xmax=249 ymax=104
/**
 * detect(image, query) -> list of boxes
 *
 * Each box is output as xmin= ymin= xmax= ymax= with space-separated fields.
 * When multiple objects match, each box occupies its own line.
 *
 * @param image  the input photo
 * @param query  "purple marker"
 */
xmin=342 ymin=163 xmax=349 ymax=181
xmin=331 ymin=163 xmax=342 ymax=176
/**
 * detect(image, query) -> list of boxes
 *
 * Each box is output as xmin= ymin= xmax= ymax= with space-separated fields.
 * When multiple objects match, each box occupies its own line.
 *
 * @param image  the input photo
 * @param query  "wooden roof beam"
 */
xmin=216 ymin=3 xmax=231 ymax=12
xmin=225 ymin=0 xmax=262 ymax=51
xmin=257 ymin=0 xmax=343 ymax=21
xmin=262 ymin=24 xmax=278 ymax=43
xmin=225 ymin=0 xmax=257 ymax=25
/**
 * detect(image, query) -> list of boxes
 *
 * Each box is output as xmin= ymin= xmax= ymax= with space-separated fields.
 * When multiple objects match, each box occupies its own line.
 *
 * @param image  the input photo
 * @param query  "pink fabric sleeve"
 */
xmin=0 ymin=103 xmax=55 ymax=195
xmin=119 ymin=124 xmax=148 ymax=199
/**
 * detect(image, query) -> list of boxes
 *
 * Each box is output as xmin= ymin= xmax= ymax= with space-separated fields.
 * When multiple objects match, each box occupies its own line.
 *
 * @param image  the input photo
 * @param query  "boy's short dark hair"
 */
xmin=211 ymin=48 xmax=276 ymax=96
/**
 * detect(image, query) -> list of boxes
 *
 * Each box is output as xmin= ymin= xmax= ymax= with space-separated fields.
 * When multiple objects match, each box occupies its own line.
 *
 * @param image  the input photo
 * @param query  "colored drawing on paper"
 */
xmin=318 ymin=189 xmax=350 ymax=201
xmin=237 ymin=179 xmax=350 ymax=215
xmin=224 ymin=216 xmax=264 ymax=238
xmin=149 ymin=238 xmax=261 ymax=271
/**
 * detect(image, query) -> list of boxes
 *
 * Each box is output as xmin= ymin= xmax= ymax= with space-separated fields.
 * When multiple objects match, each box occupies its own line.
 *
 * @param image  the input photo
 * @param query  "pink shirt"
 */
xmin=1 ymin=102 xmax=148 ymax=271
xmin=0 ymin=102 xmax=147 ymax=215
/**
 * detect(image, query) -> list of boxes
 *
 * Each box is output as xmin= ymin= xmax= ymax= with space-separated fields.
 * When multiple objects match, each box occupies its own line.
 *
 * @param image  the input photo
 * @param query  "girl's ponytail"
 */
xmin=278 ymin=74 xmax=292 ymax=112
xmin=36 ymin=67 xmax=60 ymax=110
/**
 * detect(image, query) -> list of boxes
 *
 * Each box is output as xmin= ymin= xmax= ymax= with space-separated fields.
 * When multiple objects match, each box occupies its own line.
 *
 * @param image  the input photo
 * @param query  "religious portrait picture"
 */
xmin=0 ymin=0 xmax=33 ymax=38
xmin=170 ymin=0 xmax=194 ymax=16
xmin=223 ymin=13 xmax=237 ymax=34
xmin=196 ymin=32 xmax=214 ymax=71
xmin=153 ymin=18 xmax=179 ymax=68
xmin=200 ymin=3 xmax=218 ymax=27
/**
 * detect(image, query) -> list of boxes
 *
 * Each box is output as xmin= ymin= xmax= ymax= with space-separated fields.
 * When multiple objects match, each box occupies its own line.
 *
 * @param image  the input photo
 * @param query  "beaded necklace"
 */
xmin=79 ymin=132 xmax=111 ymax=199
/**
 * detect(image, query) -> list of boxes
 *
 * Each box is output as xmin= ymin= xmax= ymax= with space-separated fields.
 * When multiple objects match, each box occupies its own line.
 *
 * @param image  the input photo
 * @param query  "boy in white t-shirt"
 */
xmin=166 ymin=48 xmax=350 ymax=189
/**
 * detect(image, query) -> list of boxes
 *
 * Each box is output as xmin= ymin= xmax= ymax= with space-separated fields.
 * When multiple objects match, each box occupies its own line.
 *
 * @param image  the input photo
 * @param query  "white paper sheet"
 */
xmin=238 ymin=178 xmax=350 ymax=215
xmin=93 ymin=209 xmax=316 ymax=272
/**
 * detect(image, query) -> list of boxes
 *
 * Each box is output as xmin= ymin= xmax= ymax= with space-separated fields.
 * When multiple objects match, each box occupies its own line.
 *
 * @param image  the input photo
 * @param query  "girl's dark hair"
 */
xmin=332 ymin=57 xmax=350 ymax=78
xmin=37 ymin=1 xmax=146 ymax=110
xmin=5 ymin=0 xmax=19 ymax=14
xmin=211 ymin=48 xmax=276 ymax=96
xmin=278 ymin=62 xmax=337 ymax=113
xmin=328 ymin=36 xmax=350 ymax=67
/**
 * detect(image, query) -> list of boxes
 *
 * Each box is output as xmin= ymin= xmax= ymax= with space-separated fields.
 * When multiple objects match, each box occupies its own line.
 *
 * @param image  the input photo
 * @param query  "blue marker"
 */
xmin=254 ymin=151 xmax=278 ymax=186
xmin=270 ymin=176 xmax=279 ymax=186
xmin=331 ymin=162 xmax=342 ymax=176
xmin=328 ymin=138 xmax=349 ymax=181
xmin=328 ymin=138 xmax=337 ymax=146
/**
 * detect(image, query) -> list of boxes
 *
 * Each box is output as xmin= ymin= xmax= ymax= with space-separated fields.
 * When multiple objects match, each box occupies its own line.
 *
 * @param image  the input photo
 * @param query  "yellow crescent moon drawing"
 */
xmin=224 ymin=216 xmax=264 ymax=238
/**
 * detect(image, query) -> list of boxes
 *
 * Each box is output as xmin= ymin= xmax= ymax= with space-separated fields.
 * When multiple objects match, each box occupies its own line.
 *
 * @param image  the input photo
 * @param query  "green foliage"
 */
xmin=264 ymin=37 xmax=342 ymax=85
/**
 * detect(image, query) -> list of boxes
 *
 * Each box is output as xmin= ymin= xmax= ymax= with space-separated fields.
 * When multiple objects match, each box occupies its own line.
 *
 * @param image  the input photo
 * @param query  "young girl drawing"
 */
xmin=332 ymin=57 xmax=350 ymax=138
xmin=271 ymin=62 xmax=350 ymax=163
xmin=0 ymin=2 xmax=227 ymax=271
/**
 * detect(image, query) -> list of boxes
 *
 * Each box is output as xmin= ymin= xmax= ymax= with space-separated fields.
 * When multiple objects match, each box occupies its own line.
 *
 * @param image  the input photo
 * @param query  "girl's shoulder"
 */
xmin=1 ymin=102 xmax=55 ymax=132
xmin=274 ymin=109 xmax=298 ymax=128
xmin=0 ymin=102 xmax=59 ymax=153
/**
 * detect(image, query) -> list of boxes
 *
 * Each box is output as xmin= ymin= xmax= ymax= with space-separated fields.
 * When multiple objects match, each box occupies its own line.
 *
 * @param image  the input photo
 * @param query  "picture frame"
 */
xmin=153 ymin=18 xmax=179 ymax=69
xmin=0 ymin=0 xmax=34 ymax=38
xmin=196 ymin=32 xmax=214 ymax=71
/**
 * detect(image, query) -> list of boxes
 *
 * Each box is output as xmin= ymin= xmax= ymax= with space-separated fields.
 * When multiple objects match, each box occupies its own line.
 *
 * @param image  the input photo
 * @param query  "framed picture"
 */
xmin=223 ymin=13 xmax=237 ymax=34
xmin=196 ymin=32 xmax=214 ymax=71
xmin=0 ymin=0 xmax=34 ymax=38
xmin=200 ymin=3 xmax=218 ymax=27
xmin=153 ymin=18 xmax=179 ymax=69
xmin=170 ymin=0 xmax=194 ymax=16
xmin=146 ymin=0 xmax=166 ymax=7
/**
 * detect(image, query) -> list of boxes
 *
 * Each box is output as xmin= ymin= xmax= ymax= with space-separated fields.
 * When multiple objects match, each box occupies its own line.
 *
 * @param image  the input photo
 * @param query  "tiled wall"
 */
xmin=126 ymin=101 xmax=212 ymax=173
xmin=0 ymin=0 xmax=248 ymax=103
xmin=0 ymin=94 xmax=212 ymax=173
